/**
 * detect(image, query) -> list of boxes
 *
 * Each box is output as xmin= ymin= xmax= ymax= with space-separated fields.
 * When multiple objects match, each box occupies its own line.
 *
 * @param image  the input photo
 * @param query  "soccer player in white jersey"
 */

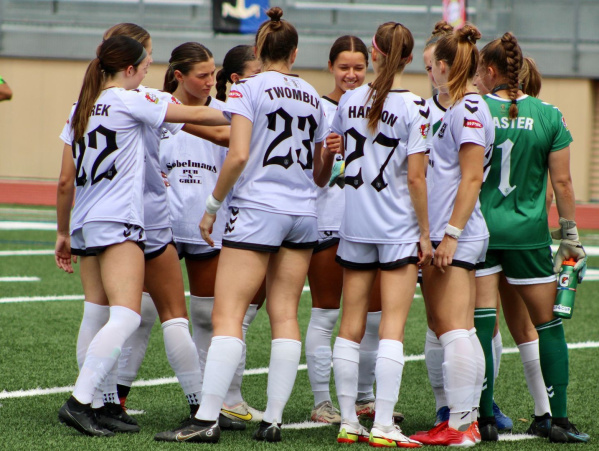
xmin=154 ymin=7 xmax=331 ymax=444
xmin=330 ymin=22 xmax=431 ymax=448
xmin=409 ymin=24 xmax=493 ymax=447
xmin=161 ymin=42 xmax=265 ymax=427
xmin=54 ymin=35 xmax=229 ymax=437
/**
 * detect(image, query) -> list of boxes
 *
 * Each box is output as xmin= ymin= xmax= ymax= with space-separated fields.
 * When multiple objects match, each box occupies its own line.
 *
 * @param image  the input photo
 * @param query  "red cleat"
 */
xmin=409 ymin=422 xmax=475 ymax=447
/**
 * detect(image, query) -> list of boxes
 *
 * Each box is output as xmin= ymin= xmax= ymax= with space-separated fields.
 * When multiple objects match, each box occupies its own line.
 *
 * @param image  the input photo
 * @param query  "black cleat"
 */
xmin=549 ymin=422 xmax=590 ymax=443
xmin=253 ymin=420 xmax=282 ymax=442
xmin=95 ymin=402 xmax=140 ymax=433
xmin=479 ymin=422 xmax=498 ymax=441
xmin=525 ymin=413 xmax=551 ymax=438
xmin=154 ymin=418 xmax=220 ymax=443
xmin=58 ymin=396 xmax=115 ymax=437
xmin=218 ymin=413 xmax=246 ymax=430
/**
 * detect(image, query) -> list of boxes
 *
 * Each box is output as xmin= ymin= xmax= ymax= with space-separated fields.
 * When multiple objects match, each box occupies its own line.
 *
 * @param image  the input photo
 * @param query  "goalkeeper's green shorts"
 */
xmin=476 ymin=246 xmax=556 ymax=285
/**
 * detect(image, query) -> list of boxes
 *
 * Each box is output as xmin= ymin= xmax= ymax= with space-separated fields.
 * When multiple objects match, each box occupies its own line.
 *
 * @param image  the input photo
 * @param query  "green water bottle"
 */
xmin=554 ymin=259 xmax=579 ymax=319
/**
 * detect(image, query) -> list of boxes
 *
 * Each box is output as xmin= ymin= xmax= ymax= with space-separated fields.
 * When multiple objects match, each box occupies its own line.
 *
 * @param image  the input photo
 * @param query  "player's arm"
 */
xmin=200 ymin=114 xmax=251 ymax=246
xmin=545 ymin=172 xmax=554 ymax=214
xmin=182 ymin=124 xmax=230 ymax=147
xmin=0 ymin=80 xmax=13 ymax=101
xmin=434 ymin=142 xmax=484 ymax=270
xmin=55 ymin=143 xmax=76 ymax=272
xmin=407 ymin=152 xmax=432 ymax=266
xmin=164 ymin=103 xmax=230 ymax=126
xmin=313 ymin=140 xmax=334 ymax=187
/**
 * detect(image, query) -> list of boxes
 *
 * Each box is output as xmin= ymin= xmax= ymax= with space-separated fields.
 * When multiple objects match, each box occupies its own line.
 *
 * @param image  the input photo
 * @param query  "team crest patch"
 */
xmin=464 ymin=118 xmax=483 ymax=129
xmin=145 ymin=93 xmax=159 ymax=104
xmin=420 ymin=123 xmax=430 ymax=138
xmin=229 ymin=90 xmax=243 ymax=99
xmin=561 ymin=116 xmax=569 ymax=130
xmin=170 ymin=96 xmax=182 ymax=105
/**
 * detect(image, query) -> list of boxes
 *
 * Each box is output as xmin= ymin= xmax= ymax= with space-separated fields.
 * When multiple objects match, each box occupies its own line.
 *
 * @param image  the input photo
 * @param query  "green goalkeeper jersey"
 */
xmin=480 ymin=94 xmax=573 ymax=249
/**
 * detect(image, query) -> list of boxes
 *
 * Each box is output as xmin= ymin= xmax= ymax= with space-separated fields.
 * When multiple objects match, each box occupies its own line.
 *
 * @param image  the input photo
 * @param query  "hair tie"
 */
xmin=511 ymin=99 xmax=517 ymax=105
xmin=271 ymin=16 xmax=281 ymax=22
xmin=372 ymin=36 xmax=387 ymax=57
xmin=133 ymin=47 xmax=147 ymax=66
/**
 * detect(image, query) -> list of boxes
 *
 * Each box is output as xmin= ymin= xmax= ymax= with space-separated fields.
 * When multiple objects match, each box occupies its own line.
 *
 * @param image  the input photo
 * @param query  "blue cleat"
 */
xmin=549 ymin=422 xmax=590 ymax=443
xmin=492 ymin=401 xmax=513 ymax=431
xmin=435 ymin=406 xmax=449 ymax=426
xmin=328 ymin=160 xmax=345 ymax=188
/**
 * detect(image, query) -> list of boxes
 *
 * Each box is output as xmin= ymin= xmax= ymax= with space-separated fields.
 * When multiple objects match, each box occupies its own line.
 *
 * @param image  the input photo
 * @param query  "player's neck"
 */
xmin=437 ymin=92 xmax=452 ymax=108
xmin=172 ymin=86 xmax=208 ymax=107
xmin=263 ymin=61 xmax=292 ymax=74
xmin=390 ymin=73 xmax=404 ymax=90
xmin=327 ymin=86 xmax=345 ymax=102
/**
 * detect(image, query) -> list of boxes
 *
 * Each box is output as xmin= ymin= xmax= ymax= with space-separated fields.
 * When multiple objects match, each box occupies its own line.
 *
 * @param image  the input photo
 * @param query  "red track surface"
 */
xmin=1 ymin=180 xmax=598 ymax=229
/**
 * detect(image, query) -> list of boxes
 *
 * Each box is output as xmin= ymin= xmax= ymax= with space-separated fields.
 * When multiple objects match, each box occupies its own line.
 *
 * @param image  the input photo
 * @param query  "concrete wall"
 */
xmin=0 ymin=57 xmax=593 ymax=200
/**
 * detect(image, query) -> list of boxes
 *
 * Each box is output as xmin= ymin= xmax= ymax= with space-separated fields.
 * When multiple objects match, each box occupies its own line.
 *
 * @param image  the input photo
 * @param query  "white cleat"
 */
xmin=369 ymin=422 xmax=422 ymax=448
xmin=337 ymin=420 xmax=369 ymax=444
xmin=221 ymin=401 xmax=263 ymax=423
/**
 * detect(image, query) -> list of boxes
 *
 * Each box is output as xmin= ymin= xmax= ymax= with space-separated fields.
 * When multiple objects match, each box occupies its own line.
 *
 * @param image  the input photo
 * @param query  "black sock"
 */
xmin=117 ymin=384 xmax=131 ymax=399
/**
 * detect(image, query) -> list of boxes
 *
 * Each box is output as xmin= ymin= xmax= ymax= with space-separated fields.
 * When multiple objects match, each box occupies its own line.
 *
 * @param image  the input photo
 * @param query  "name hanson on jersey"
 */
xmin=264 ymin=87 xmax=320 ymax=109
xmin=348 ymin=106 xmax=398 ymax=127
xmin=493 ymin=116 xmax=534 ymax=130
xmin=165 ymin=159 xmax=217 ymax=173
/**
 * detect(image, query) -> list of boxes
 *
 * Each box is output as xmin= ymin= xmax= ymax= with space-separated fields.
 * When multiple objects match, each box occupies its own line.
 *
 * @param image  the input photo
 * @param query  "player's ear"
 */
xmin=289 ymin=48 xmax=298 ymax=65
xmin=231 ymin=73 xmax=240 ymax=83
xmin=174 ymin=69 xmax=184 ymax=83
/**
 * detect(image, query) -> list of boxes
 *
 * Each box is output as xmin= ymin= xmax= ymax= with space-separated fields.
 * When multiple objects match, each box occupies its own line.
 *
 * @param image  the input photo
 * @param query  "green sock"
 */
xmin=474 ymin=308 xmax=496 ymax=418
xmin=536 ymin=318 xmax=569 ymax=418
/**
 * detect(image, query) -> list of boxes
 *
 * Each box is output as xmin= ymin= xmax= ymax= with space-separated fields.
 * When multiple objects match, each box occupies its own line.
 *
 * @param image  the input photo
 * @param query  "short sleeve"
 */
xmin=550 ymin=108 xmax=573 ymax=152
xmin=122 ymin=90 xmax=169 ymax=130
xmin=157 ymin=91 xmax=184 ymax=135
xmin=59 ymin=104 xmax=77 ymax=144
xmin=407 ymin=98 xmax=429 ymax=156
xmin=456 ymin=98 xmax=486 ymax=149
xmin=224 ymin=81 xmax=253 ymax=122
xmin=314 ymin=102 xmax=328 ymax=143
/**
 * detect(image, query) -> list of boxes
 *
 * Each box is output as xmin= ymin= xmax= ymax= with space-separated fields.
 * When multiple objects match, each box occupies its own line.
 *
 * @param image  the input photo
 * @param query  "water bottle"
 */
xmin=553 ymin=259 xmax=579 ymax=319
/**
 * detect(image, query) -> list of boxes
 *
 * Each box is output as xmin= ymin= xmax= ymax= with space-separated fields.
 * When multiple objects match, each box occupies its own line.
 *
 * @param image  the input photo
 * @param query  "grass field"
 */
xmin=0 ymin=206 xmax=598 ymax=450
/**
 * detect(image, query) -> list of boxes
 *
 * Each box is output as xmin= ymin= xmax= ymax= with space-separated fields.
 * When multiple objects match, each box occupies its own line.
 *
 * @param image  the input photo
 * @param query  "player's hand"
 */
xmin=199 ymin=211 xmax=216 ymax=247
xmin=433 ymin=235 xmax=458 ymax=273
xmin=325 ymin=132 xmax=342 ymax=155
xmin=553 ymin=239 xmax=586 ymax=273
xmin=55 ymin=234 xmax=76 ymax=273
xmin=418 ymin=235 xmax=433 ymax=267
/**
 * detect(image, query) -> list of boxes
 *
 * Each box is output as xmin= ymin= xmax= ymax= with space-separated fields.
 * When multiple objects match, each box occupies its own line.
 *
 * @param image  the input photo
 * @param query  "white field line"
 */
xmin=0 ymin=221 xmax=56 ymax=231
xmin=1 ymin=341 xmax=597 ymax=401
xmin=0 ymin=277 xmax=40 ymax=282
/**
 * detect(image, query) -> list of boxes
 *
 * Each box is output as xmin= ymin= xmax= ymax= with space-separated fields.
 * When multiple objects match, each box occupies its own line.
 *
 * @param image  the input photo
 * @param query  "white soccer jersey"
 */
xmin=160 ymin=97 xmax=229 ymax=247
xmin=60 ymin=87 xmax=168 ymax=232
xmin=331 ymin=85 xmax=430 ymax=243
xmin=224 ymin=71 xmax=328 ymax=216
xmin=136 ymin=85 xmax=184 ymax=231
xmin=427 ymin=92 xmax=494 ymax=242
xmin=425 ymin=94 xmax=447 ymax=152
xmin=315 ymin=96 xmax=345 ymax=232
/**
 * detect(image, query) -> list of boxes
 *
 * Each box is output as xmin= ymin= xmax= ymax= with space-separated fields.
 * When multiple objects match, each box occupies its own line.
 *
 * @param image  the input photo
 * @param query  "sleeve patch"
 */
xmin=464 ymin=118 xmax=483 ymax=129
xmin=145 ymin=93 xmax=159 ymax=104
xmin=561 ymin=116 xmax=569 ymax=131
xmin=229 ymin=90 xmax=243 ymax=99
xmin=420 ymin=123 xmax=430 ymax=138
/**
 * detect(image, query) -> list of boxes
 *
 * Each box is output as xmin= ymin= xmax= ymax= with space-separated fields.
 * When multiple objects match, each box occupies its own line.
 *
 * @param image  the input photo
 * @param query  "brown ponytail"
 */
xmin=72 ymin=36 xmax=146 ymax=145
xmin=255 ymin=7 xmax=298 ymax=64
xmin=480 ymin=32 xmax=523 ymax=118
xmin=520 ymin=56 xmax=541 ymax=98
xmin=366 ymin=22 xmax=414 ymax=133
xmin=434 ymin=23 xmax=481 ymax=103
xmin=163 ymin=42 xmax=213 ymax=94
xmin=215 ymin=45 xmax=256 ymax=101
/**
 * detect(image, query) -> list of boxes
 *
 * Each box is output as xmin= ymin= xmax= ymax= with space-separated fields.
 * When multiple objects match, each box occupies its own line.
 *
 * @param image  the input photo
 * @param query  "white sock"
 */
xmin=100 ymin=366 xmax=118 ymax=407
xmin=518 ymin=340 xmax=551 ymax=417
xmin=358 ymin=311 xmax=380 ymax=402
xmin=162 ymin=317 xmax=202 ymax=406
xmin=425 ymin=327 xmax=447 ymax=411
xmin=196 ymin=336 xmax=243 ymax=421
xmin=469 ymin=328 xmax=485 ymax=417
xmin=189 ymin=295 xmax=214 ymax=393
xmin=374 ymin=339 xmax=405 ymax=427
xmin=493 ymin=331 xmax=502 ymax=383
xmin=263 ymin=339 xmax=302 ymax=424
xmin=333 ymin=337 xmax=360 ymax=423
xmin=77 ymin=302 xmax=109 ymax=370
xmin=224 ymin=304 xmax=258 ymax=407
xmin=305 ymin=308 xmax=339 ymax=406
xmin=73 ymin=306 xmax=141 ymax=405
xmin=440 ymin=329 xmax=476 ymax=431
xmin=117 ymin=292 xmax=157 ymax=388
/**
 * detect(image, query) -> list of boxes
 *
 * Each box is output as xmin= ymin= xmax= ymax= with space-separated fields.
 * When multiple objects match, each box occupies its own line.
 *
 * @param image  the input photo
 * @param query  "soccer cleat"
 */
xmin=548 ymin=422 xmax=590 ymax=443
xmin=58 ymin=396 xmax=115 ymax=437
xmin=355 ymin=400 xmax=404 ymax=424
xmin=154 ymin=418 xmax=220 ymax=443
xmin=221 ymin=400 xmax=264 ymax=423
xmin=328 ymin=160 xmax=345 ymax=188
xmin=525 ymin=414 xmax=551 ymax=438
xmin=410 ymin=422 xmax=475 ymax=447
xmin=369 ymin=422 xmax=422 ymax=448
xmin=218 ymin=413 xmax=246 ymax=430
xmin=470 ymin=421 xmax=489 ymax=443
xmin=94 ymin=402 xmax=140 ymax=433
xmin=311 ymin=400 xmax=341 ymax=424
xmin=253 ymin=420 xmax=282 ymax=442
xmin=410 ymin=420 xmax=447 ymax=441
xmin=492 ymin=400 xmax=513 ymax=431
xmin=435 ymin=406 xmax=450 ymax=425
xmin=337 ymin=420 xmax=369 ymax=444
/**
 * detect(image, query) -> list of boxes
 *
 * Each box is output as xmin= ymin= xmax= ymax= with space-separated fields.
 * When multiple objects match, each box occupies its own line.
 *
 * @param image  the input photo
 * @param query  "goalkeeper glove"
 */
xmin=550 ymin=217 xmax=586 ymax=273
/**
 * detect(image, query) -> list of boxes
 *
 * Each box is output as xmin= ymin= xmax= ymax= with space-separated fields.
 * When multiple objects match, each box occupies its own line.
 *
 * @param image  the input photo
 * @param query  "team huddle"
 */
xmin=53 ymin=6 xmax=589 ymax=447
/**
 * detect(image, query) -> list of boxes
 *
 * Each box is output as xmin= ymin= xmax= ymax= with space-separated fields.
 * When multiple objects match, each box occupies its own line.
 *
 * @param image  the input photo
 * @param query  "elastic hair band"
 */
xmin=133 ymin=47 xmax=148 ymax=66
xmin=372 ymin=36 xmax=387 ymax=57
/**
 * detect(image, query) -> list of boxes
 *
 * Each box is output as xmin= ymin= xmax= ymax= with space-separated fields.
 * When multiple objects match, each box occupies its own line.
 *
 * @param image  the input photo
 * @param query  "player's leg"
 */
xmin=306 ymin=238 xmax=342 ymax=423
